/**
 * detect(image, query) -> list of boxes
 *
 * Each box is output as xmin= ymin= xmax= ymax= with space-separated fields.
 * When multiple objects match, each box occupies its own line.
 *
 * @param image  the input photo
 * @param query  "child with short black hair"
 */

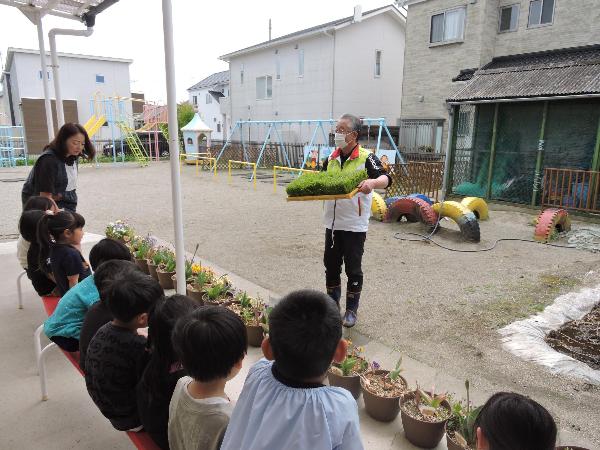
xmin=19 ymin=210 xmax=57 ymax=296
xmin=220 ymin=290 xmax=363 ymax=450
xmin=44 ymin=238 xmax=133 ymax=352
xmin=475 ymin=392 xmax=557 ymax=450
xmin=168 ymin=306 xmax=247 ymax=450
xmin=78 ymin=259 xmax=140 ymax=367
xmin=85 ymin=269 xmax=163 ymax=431
xmin=37 ymin=210 xmax=90 ymax=295
xmin=17 ymin=195 xmax=57 ymax=270
xmin=137 ymin=294 xmax=197 ymax=449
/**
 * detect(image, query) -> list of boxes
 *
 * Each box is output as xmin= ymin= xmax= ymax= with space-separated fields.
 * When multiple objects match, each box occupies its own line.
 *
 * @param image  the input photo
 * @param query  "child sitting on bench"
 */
xmin=85 ymin=268 xmax=163 ymax=431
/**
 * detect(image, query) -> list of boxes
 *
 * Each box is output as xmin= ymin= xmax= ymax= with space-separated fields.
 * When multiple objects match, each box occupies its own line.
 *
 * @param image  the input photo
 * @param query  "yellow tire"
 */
xmin=371 ymin=192 xmax=387 ymax=221
xmin=461 ymin=197 xmax=489 ymax=220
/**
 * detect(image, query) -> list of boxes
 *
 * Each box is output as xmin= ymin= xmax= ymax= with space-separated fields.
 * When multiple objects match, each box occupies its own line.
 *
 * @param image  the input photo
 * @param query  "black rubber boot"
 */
xmin=326 ymin=285 xmax=342 ymax=310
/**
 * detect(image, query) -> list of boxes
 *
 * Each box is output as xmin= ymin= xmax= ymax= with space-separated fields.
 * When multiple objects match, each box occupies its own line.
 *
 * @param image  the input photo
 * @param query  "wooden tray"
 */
xmin=287 ymin=188 xmax=359 ymax=202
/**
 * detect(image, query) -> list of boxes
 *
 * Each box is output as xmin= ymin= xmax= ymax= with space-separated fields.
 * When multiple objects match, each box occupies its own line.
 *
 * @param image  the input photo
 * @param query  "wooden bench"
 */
xmin=35 ymin=296 xmax=160 ymax=450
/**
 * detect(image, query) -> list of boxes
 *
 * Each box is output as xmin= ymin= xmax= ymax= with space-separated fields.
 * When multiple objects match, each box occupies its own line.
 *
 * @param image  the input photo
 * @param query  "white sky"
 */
xmin=0 ymin=0 xmax=392 ymax=103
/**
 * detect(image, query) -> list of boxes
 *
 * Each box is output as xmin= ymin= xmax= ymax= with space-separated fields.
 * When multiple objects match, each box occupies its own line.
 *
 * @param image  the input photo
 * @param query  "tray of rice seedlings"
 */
xmin=286 ymin=169 xmax=368 ymax=201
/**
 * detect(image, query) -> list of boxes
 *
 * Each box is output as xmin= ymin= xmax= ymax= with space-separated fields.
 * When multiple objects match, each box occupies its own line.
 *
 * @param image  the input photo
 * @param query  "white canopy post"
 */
xmin=36 ymin=13 xmax=55 ymax=141
xmin=161 ymin=0 xmax=186 ymax=294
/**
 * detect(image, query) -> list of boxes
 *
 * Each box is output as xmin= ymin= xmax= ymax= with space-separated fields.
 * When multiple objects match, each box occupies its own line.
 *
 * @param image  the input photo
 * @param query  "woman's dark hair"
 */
xmin=23 ymin=196 xmax=55 ymax=212
xmin=19 ymin=210 xmax=45 ymax=243
xmin=45 ymin=122 xmax=95 ymax=160
xmin=475 ymin=392 xmax=557 ymax=450
xmin=172 ymin=306 xmax=247 ymax=383
xmin=36 ymin=210 xmax=85 ymax=271
xmin=88 ymin=238 xmax=132 ymax=271
xmin=268 ymin=289 xmax=342 ymax=381
xmin=140 ymin=295 xmax=197 ymax=402
xmin=105 ymin=270 xmax=163 ymax=322
xmin=94 ymin=260 xmax=140 ymax=301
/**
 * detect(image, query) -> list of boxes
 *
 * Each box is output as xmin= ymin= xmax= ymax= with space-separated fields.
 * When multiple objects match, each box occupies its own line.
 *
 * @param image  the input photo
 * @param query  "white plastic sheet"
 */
xmin=499 ymin=282 xmax=600 ymax=385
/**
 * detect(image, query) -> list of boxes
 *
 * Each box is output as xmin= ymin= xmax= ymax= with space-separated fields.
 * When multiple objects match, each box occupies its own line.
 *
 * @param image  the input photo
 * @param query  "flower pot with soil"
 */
xmin=327 ymin=342 xmax=368 ymax=399
xmin=156 ymin=250 xmax=176 ymax=290
xmin=400 ymin=389 xmax=451 ymax=449
xmin=234 ymin=292 xmax=270 ymax=347
xmin=132 ymin=235 xmax=153 ymax=275
xmin=360 ymin=359 xmax=408 ymax=422
xmin=202 ymin=277 xmax=233 ymax=306
xmin=186 ymin=266 xmax=216 ymax=304
xmin=105 ymin=220 xmax=135 ymax=244
xmin=445 ymin=380 xmax=481 ymax=450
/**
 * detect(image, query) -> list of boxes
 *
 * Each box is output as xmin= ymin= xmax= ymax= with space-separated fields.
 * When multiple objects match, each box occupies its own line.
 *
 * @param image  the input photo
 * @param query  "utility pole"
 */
xmin=269 ymin=18 xmax=272 ymax=41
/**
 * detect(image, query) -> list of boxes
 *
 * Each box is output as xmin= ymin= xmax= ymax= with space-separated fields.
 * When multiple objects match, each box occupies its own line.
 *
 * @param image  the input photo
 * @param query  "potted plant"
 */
xmin=186 ymin=265 xmax=215 ymax=303
xmin=146 ymin=247 xmax=164 ymax=280
xmin=156 ymin=249 xmax=176 ymax=289
xmin=360 ymin=358 xmax=408 ymax=422
xmin=202 ymin=276 xmax=233 ymax=306
xmin=327 ymin=341 xmax=368 ymax=399
xmin=556 ymin=447 xmax=591 ymax=450
xmin=446 ymin=381 xmax=481 ymax=450
xmin=235 ymin=292 xmax=268 ymax=347
xmin=400 ymin=387 xmax=451 ymax=448
xmin=105 ymin=220 xmax=135 ymax=244
xmin=132 ymin=235 xmax=153 ymax=274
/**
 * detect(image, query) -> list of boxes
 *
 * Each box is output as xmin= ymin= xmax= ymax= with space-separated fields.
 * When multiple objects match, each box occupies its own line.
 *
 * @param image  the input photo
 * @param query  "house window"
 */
xmin=276 ymin=55 xmax=281 ymax=80
xmin=192 ymin=95 xmax=197 ymax=105
xmin=256 ymin=75 xmax=272 ymax=100
xmin=528 ymin=0 xmax=554 ymax=27
xmin=96 ymin=74 xmax=105 ymax=83
xmin=499 ymin=4 xmax=519 ymax=32
xmin=430 ymin=6 xmax=466 ymax=44
xmin=298 ymin=49 xmax=304 ymax=77
xmin=374 ymin=50 xmax=382 ymax=77
xmin=206 ymin=93 xmax=212 ymax=104
xmin=217 ymin=123 xmax=222 ymax=133
xmin=240 ymin=64 xmax=244 ymax=85
xmin=38 ymin=71 xmax=51 ymax=80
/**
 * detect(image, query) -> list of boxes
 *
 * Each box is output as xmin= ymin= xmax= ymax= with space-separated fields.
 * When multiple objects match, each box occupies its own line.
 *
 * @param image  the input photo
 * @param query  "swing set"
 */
xmin=214 ymin=118 xmax=405 ymax=180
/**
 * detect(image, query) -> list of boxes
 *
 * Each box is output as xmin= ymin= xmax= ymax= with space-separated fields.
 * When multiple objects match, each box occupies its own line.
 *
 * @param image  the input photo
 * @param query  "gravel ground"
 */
xmin=2 ymin=162 xmax=600 ymax=447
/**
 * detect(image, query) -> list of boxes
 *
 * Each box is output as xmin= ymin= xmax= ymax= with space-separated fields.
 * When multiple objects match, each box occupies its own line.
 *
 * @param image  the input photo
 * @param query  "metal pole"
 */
xmin=531 ymin=101 xmax=548 ymax=206
xmin=591 ymin=114 xmax=600 ymax=172
xmin=254 ymin=124 xmax=273 ymax=178
xmin=49 ymin=27 xmax=93 ymax=128
xmin=485 ymin=103 xmax=500 ymax=199
xmin=36 ymin=15 xmax=55 ymax=141
xmin=161 ymin=0 xmax=186 ymax=294
xmin=375 ymin=120 xmax=383 ymax=153
xmin=441 ymin=106 xmax=456 ymax=200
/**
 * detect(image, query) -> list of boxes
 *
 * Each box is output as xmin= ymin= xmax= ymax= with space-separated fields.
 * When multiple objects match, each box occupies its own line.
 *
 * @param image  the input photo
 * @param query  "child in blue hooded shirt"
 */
xmin=221 ymin=289 xmax=364 ymax=450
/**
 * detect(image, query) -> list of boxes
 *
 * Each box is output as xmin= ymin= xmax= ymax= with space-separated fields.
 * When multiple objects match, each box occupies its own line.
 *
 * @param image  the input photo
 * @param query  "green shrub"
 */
xmin=286 ymin=170 xmax=367 ymax=197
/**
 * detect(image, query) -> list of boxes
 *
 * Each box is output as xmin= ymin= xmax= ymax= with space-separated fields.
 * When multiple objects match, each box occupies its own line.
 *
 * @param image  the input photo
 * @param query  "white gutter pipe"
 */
xmin=161 ymin=0 xmax=186 ymax=294
xmin=36 ymin=14 xmax=55 ymax=141
xmin=49 ymin=26 xmax=94 ymax=127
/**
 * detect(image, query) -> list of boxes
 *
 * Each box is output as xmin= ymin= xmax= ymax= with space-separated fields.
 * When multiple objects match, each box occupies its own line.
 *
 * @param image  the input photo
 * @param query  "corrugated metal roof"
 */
xmin=448 ymin=45 xmax=600 ymax=102
xmin=187 ymin=70 xmax=230 ymax=91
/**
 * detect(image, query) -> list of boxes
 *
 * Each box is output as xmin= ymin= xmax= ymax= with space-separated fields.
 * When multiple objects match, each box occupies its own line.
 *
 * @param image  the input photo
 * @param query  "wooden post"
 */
xmin=531 ymin=101 xmax=549 ymax=206
xmin=446 ymin=105 xmax=460 ymax=198
xmin=485 ymin=103 xmax=500 ymax=199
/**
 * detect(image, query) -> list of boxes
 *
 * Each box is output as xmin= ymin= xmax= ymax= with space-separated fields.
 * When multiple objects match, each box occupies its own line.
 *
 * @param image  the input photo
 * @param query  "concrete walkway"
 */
xmin=0 ymin=234 xmax=591 ymax=449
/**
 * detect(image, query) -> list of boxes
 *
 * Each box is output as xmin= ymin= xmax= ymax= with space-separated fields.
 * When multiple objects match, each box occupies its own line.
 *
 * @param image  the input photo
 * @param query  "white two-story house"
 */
xmin=219 ymin=4 xmax=406 ymax=143
xmin=187 ymin=70 xmax=230 ymax=141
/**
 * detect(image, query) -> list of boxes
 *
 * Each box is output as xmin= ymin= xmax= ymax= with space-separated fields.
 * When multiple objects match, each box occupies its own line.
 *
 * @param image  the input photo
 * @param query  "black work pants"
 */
xmin=324 ymin=228 xmax=366 ymax=295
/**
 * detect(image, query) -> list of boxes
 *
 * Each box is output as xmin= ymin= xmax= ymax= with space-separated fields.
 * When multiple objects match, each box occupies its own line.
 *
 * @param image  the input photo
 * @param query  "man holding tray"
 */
xmin=321 ymin=114 xmax=392 ymax=327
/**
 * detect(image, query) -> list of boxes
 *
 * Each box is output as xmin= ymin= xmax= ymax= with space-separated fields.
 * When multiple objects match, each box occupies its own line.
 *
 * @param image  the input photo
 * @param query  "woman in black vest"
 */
xmin=22 ymin=123 xmax=95 ymax=212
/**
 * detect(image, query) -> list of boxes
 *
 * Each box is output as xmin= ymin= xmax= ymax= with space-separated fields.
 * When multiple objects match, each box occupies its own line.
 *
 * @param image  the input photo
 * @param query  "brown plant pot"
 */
xmin=328 ymin=370 xmax=362 ymax=400
xmin=246 ymin=324 xmax=264 ymax=347
xmin=186 ymin=285 xmax=205 ymax=304
xmin=202 ymin=293 xmax=232 ymax=307
xmin=400 ymin=391 xmax=451 ymax=449
xmin=135 ymin=258 xmax=149 ymax=274
xmin=360 ymin=370 xmax=408 ymax=422
xmin=445 ymin=423 xmax=469 ymax=450
xmin=147 ymin=260 xmax=158 ymax=280
xmin=157 ymin=269 xmax=176 ymax=289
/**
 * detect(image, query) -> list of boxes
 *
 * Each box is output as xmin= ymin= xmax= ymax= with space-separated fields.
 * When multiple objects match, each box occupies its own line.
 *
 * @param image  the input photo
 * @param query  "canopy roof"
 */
xmin=0 ymin=0 xmax=117 ymax=25
xmin=181 ymin=113 xmax=212 ymax=132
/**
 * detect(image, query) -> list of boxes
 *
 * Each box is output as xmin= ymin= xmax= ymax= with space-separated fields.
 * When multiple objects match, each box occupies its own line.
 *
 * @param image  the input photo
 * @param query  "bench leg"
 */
xmin=38 ymin=341 xmax=56 ymax=401
xmin=34 ymin=324 xmax=44 ymax=371
xmin=17 ymin=270 xmax=26 ymax=309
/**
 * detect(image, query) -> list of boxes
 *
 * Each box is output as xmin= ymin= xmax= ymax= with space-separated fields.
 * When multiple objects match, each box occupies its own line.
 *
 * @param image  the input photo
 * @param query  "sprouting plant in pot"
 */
xmin=413 ymin=386 xmax=451 ymax=421
xmin=151 ymin=248 xmax=168 ymax=267
xmin=329 ymin=341 xmax=368 ymax=377
xmin=360 ymin=359 xmax=407 ymax=421
xmin=134 ymin=236 xmax=153 ymax=261
xmin=183 ymin=244 xmax=200 ymax=280
xmin=205 ymin=281 xmax=230 ymax=303
xmin=158 ymin=250 xmax=176 ymax=273
xmin=446 ymin=380 xmax=481 ymax=450
xmin=105 ymin=219 xmax=135 ymax=242
xmin=260 ymin=305 xmax=273 ymax=334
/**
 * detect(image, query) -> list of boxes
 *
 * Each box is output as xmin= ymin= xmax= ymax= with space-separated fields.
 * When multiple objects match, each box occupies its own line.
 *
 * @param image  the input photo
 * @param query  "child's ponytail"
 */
xmin=36 ymin=213 xmax=54 ymax=273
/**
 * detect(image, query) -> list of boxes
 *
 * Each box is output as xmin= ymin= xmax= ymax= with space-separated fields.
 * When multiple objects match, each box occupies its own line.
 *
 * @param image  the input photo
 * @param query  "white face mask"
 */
xmin=334 ymin=132 xmax=349 ymax=149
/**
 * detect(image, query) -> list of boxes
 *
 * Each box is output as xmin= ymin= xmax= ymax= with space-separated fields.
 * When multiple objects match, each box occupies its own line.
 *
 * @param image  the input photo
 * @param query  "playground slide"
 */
xmin=384 ymin=197 xmax=439 ymax=226
xmin=83 ymin=115 xmax=106 ymax=139
xmin=432 ymin=201 xmax=480 ymax=242
xmin=371 ymin=192 xmax=387 ymax=221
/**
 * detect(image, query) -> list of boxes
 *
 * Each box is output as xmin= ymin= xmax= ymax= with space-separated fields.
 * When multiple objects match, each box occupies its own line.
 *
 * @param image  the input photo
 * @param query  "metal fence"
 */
xmin=541 ymin=168 xmax=600 ymax=213
xmin=385 ymin=162 xmax=444 ymax=201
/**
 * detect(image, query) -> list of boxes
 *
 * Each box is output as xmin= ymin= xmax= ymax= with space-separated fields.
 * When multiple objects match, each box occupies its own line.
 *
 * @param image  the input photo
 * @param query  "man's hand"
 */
xmin=358 ymin=179 xmax=374 ymax=194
